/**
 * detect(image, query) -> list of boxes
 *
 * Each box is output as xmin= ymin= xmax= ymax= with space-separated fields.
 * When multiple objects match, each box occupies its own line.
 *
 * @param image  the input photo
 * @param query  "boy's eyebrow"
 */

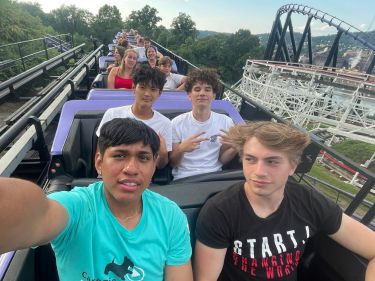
xmin=243 ymin=154 xmax=283 ymax=160
xmin=111 ymin=148 xmax=153 ymax=154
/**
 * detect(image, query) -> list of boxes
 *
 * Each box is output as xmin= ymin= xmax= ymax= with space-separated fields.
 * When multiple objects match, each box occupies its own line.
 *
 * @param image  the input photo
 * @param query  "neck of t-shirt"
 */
xmin=191 ymin=108 xmax=212 ymax=122
xmin=131 ymin=104 xmax=154 ymax=120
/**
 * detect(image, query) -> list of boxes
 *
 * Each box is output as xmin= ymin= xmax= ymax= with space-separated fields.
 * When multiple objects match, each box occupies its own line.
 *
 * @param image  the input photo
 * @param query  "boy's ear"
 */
xmin=95 ymin=151 xmax=103 ymax=173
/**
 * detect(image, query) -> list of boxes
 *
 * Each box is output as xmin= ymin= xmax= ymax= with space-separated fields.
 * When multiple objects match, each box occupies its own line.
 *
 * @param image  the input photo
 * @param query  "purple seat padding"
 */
xmin=0 ymin=252 xmax=15 ymax=279
xmin=51 ymin=99 xmax=244 ymax=155
xmin=86 ymin=89 xmax=189 ymax=100
xmin=99 ymin=56 xmax=115 ymax=71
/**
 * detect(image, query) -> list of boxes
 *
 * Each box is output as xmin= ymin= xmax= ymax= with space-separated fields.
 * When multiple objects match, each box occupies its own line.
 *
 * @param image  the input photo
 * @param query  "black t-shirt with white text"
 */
xmin=196 ymin=181 xmax=342 ymax=281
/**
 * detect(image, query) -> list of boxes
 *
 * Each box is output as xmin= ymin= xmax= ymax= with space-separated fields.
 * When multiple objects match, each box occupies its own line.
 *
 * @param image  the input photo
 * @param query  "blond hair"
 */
xmin=228 ymin=121 xmax=311 ymax=165
xmin=119 ymin=48 xmax=138 ymax=75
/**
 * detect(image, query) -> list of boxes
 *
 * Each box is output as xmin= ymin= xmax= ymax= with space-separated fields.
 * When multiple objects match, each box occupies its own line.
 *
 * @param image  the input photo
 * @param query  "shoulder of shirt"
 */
xmin=171 ymin=111 xmax=190 ymax=123
xmin=153 ymin=110 xmax=172 ymax=122
xmin=143 ymin=189 xmax=181 ymax=211
xmin=285 ymin=180 xmax=318 ymax=200
xmin=211 ymin=111 xmax=233 ymax=121
xmin=105 ymin=105 xmax=131 ymax=114
xmin=205 ymin=182 xmax=243 ymax=208
xmin=69 ymin=181 xmax=103 ymax=194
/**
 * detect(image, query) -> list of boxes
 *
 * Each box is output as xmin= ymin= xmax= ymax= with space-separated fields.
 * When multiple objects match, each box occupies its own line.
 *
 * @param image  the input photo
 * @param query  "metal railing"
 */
xmin=0 ymin=44 xmax=103 ymax=177
xmin=0 ymin=33 xmax=73 ymax=75
xmin=0 ymin=43 xmax=84 ymax=100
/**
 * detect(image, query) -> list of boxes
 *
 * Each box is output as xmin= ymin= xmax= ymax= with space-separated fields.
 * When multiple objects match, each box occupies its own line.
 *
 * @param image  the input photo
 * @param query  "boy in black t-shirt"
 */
xmin=194 ymin=121 xmax=375 ymax=281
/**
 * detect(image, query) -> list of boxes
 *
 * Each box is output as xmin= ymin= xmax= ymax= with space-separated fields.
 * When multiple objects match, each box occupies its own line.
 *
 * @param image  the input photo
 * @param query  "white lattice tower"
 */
xmin=224 ymin=60 xmax=375 ymax=144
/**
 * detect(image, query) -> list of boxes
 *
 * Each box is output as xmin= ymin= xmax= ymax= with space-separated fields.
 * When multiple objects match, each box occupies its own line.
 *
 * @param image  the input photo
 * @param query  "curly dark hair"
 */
xmin=185 ymin=68 xmax=221 ymax=94
xmin=132 ymin=64 xmax=166 ymax=91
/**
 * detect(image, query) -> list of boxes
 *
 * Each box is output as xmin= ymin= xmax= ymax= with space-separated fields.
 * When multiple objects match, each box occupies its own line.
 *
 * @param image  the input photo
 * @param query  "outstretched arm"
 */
xmin=329 ymin=214 xmax=375 ymax=281
xmin=0 ymin=177 xmax=68 ymax=254
xmin=194 ymin=241 xmax=227 ymax=281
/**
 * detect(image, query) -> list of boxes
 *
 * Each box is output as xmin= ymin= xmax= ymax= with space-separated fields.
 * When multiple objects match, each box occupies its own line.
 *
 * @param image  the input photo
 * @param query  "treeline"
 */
xmin=0 ymin=1 xmax=264 ymax=83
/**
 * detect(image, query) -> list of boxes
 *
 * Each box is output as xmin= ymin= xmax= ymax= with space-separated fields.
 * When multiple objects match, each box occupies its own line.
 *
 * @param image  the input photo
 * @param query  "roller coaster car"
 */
xmin=86 ymin=88 xmax=189 ymax=101
xmin=1 ymin=95 xmax=368 ymax=281
xmin=98 ymin=56 xmax=115 ymax=73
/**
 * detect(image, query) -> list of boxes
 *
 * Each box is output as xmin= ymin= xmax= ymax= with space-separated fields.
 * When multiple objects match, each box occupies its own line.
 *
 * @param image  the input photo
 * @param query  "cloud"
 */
xmin=359 ymin=23 xmax=366 ymax=30
xmin=319 ymin=24 xmax=331 ymax=31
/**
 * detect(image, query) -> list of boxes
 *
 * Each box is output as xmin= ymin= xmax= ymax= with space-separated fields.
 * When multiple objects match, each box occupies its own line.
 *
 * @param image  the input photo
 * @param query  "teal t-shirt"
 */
xmin=48 ymin=181 xmax=191 ymax=281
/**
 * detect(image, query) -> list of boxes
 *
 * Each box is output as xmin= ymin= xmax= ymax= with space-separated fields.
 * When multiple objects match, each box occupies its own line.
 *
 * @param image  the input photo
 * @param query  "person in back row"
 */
xmin=169 ymin=68 xmax=237 ymax=180
xmin=194 ymin=121 xmax=375 ymax=281
xmin=107 ymin=48 xmax=138 ymax=89
xmin=144 ymin=37 xmax=163 ymax=59
xmin=159 ymin=56 xmax=187 ymax=91
xmin=106 ymin=45 xmax=125 ymax=73
xmin=0 ymin=118 xmax=193 ymax=281
xmin=98 ymin=64 xmax=171 ymax=168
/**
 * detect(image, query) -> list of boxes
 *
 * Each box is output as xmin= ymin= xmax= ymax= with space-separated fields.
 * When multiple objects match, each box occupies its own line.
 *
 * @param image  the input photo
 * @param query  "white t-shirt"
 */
xmin=163 ymin=73 xmax=185 ymax=90
xmin=171 ymin=111 xmax=234 ymax=180
xmin=134 ymin=47 xmax=147 ymax=62
xmin=96 ymin=105 xmax=172 ymax=151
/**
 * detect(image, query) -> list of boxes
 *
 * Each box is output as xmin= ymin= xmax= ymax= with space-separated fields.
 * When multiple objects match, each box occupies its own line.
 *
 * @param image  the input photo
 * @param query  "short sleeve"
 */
xmin=225 ymin=115 xmax=234 ymax=129
xmin=195 ymin=198 xmax=231 ymax=249
xmin=164 ymin=120 xmax=173 ymax=152
xmin=48 ymin=187 xmax=89 ymax=247
xmin=171 ymin=118 xmax=182 ymax=144
xmin=96 ymin=109 xmax=114 ymax=136
xmin=166 ymin=207 xmax=192 ymax=265
xmin=173 ymin=73 xmax=184 ymax=85
xmin=311 ymin=188 xmax=343 ymax=234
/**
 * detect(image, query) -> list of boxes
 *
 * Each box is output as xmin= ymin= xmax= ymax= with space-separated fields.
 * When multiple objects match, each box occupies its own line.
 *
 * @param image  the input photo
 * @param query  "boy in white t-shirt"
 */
xmin=96 ymin=64 xmax=171 ymax=168
xmin=169 ymin=68 xmax=237 ymax=180
xmin=159 ymin=56 xmax=187 ymax=90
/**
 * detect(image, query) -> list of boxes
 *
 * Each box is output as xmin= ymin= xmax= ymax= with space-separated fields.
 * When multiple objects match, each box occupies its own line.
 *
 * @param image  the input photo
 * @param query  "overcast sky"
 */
xmin=20 ymin=0 xmax=375 ymax=35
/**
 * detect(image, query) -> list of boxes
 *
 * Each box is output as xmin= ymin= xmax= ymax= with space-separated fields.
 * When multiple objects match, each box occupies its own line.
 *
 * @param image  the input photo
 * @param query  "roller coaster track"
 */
xmin=0 ymin=44 xmax=103 ymax=177
xmin=222 ymin=4 xmax=375 ymax=146
xmin=224 ymin=60 xmax=375 ymax=144
xmin=264 ymin=4 xmax=375 ymax=74
xmin=0 ymin=44 xmax=85 ymax=100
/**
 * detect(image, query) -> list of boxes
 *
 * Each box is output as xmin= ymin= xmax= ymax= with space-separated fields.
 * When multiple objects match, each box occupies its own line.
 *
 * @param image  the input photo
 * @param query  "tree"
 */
xmin=91 ymin=5 xmax=123 ymax=44
xmin=18 ymin=2 xmax=49 ymax=24
xmin=49 ymin=5 xmax=93 ymax=36
xmin=124 ymin=5 xmax=161 ymax=37
xmin=171 ymin=13 xmax=197 ymax=44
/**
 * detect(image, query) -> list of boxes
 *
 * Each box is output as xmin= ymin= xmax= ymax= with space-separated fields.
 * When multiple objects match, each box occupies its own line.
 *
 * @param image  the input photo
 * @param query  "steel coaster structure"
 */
xmin=264 ymin=4 xmax=375 ymax=74
xmin=223 ymin=4 xmax=375 ymax=145
xmin=224 ymin=60 xmax=375 ymax=144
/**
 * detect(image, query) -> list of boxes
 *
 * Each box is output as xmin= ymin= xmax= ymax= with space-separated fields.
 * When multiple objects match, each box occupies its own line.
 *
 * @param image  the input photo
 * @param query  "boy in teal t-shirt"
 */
xmin=49 ymin=181 xmax=191 ymax=281
xmin=0 ymin=118 xmax=193 ymax=281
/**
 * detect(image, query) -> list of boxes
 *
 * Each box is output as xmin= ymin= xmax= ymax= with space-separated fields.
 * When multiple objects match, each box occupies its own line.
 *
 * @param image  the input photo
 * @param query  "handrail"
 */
xmin=0 ymin=44 xmax=103 ymax=177
xmin=0 ymin=33 xmax=72 ymax=49
xmin=0 ymin=44 xmax=103 ymax=153
xmin=0 ymin=43 xmax=84 ymax=99
xmin=0 ymin=33 xmax=73 ymax=75
xmin=151 ymin=39 xmax=198 ymax=75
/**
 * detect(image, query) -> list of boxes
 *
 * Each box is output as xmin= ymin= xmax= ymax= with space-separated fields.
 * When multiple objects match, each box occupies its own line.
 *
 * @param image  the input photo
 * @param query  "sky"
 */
xmin=20 ymin=0 xmax=375 ymax=35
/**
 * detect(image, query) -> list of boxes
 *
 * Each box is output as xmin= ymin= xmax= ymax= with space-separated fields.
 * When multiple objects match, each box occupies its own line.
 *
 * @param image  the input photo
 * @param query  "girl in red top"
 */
xmin=108 ymin=48 xmax=138 ymax=89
